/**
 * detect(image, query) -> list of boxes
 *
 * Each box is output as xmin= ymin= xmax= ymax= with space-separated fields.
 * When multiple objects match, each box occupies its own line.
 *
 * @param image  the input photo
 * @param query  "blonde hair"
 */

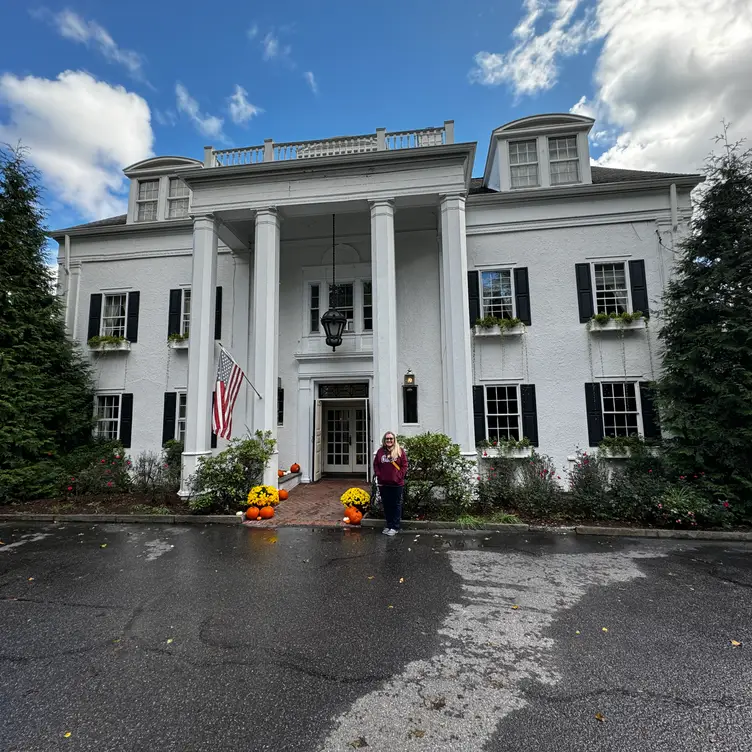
xmin=381 ymin=431 xmax=401 ymax=459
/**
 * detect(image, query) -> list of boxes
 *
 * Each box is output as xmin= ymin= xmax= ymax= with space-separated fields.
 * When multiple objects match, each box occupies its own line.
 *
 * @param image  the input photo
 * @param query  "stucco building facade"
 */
xmin=53 ymin=114 xmax=701 ymax=493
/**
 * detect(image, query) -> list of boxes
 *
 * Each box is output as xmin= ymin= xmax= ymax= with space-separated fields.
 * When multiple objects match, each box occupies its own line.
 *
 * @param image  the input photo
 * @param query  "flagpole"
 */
xmin=217 ymin=342 xmax=262 ymax=399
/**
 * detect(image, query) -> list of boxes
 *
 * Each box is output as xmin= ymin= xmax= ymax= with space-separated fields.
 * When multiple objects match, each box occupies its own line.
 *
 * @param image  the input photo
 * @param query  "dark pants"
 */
xmin=380 ymin=484 xmax=404 ymax=530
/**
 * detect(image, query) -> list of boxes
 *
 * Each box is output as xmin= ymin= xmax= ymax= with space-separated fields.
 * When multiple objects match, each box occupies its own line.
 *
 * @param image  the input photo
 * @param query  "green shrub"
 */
xmin=131 ymin=446 xmax=181 ymax=502
xmin=188 ymin=432 xmax=275 ymax=514
xmin=514 ymin=452 xmax=562 ymax=518
xmin=607 ymin=445 xmax=668 ymax=523
xmin=163 ymin=439 xmax=183 ymax=489
xmin=655 ymin=482 xmax=711 ymax=528
xmin=398 ymin=432 xmax=474 ymax=520
xmin=477 ymin=457 xmax=518 ymax=515
xmin=0 ymin=461 xmax=60 ymax=503
xmin=567 ymin=449 xmax=611 ymax=519
xmin=64 ymin=444 xmax=131 ymax=496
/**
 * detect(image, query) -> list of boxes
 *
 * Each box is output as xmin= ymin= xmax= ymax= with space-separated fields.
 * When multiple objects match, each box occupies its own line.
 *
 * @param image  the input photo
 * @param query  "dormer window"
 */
xmin=167 ymin=178 xmax=190 ymax=219
xmin=509 ymin=140 xmax=539 ymax=189
xmin=136 ymin=179 xmax=159 ymax=221
xmin=549 ymin=136 xmax=580 ymax=185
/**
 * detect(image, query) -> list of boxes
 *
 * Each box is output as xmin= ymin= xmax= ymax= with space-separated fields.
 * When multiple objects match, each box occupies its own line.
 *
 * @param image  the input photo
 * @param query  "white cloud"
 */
xmin=0 ymin=70 xmax=153 ymax=219
xmin=227 ymin=85 xmax=261 ymax=124
xmin=471 ymin=0 xmax=596 ymax=96
xmin=473 ymin=0 xmax=752 ymax=174
xmin=304 ymin=71 xmax=318 ymax=94
xmin=154 ymin=109 xmax=177 ymax=127
xmin=34 ymin=8 xmax=146 ymax=79
xmin=247 ymin=23 xmax=259 ymax=39
xmin=262 ymin=32 xmax=280 ymax=60
xmin=175 ymin=83 xmax=225 ymax=140
xmin=256 ymin=29 xmax=293 ymax=64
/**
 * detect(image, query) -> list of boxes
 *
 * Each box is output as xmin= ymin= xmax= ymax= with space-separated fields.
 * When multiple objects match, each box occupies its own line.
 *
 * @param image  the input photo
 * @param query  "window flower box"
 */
xmin=589 ymin=314 xmax=647 ymax=333
xmin=474 ymin=324 xmax=525 ymax=337
xmin=88 ymin=339 xmax=131 ymax=353
xmin=478 ymin=445 xmax=533 ymax=459
xmin=168 ymin=338 xmax=189 ymax=350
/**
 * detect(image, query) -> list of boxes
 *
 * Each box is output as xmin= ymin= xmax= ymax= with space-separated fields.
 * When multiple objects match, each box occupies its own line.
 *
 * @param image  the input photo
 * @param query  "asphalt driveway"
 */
xmin=1 ymin=522 xmax=750 ymax=751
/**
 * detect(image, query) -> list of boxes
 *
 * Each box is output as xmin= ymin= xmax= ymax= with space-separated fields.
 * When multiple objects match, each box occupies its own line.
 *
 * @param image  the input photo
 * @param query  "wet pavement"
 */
xmin=1 ymin=522 xmax=751 ymax=751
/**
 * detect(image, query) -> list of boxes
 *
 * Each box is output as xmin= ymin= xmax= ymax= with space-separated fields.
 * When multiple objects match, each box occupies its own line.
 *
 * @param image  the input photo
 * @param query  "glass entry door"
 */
xmin=323 ymin=406 xmax=367 ymax=474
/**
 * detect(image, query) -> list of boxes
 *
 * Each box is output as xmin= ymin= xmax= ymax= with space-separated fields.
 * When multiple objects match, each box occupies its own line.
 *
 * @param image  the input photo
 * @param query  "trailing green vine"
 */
xmin=88 ymin=335 xmax=127 ymax=347
xmin=475 ymin=316 xmax=523 ymax=330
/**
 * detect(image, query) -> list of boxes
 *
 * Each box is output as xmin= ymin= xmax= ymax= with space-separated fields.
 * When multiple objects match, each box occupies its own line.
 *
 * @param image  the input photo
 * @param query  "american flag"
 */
xmin=212 ymin=349 xmax=244 ymax=440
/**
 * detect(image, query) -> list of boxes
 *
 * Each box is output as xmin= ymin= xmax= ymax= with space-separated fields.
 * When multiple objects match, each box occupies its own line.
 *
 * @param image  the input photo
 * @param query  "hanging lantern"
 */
xmin=321 ymin=214 xmax=346 ymax=351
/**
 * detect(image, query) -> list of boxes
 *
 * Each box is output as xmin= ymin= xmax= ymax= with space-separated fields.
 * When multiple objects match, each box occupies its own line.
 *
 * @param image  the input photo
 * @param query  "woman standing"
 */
xmin=373 ymin=431 xmax=408 ymax=536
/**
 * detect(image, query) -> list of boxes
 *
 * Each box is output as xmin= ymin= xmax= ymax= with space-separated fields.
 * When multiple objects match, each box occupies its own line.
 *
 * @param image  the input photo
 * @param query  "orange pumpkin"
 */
xmin=278 ymin=489 xmax=289 ymax=501
xmin=246 ymin=506 xmax=259 ymax=520
xmin=259 ymin=506 xmax=275 ymax=519
xmin=277 ymin=469 xmax=285 ymax=478
xmin=290 ymin=463 xmax=300 ymax=473
xmin=350 ymin=509 xmax=363 ymax=525
xmin=345 ymin=506 xmax=358 ymax=522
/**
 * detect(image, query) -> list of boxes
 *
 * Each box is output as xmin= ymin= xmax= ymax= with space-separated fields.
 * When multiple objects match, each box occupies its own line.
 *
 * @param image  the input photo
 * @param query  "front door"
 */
xmin=323 ymin=406 xmax=367 ymax=474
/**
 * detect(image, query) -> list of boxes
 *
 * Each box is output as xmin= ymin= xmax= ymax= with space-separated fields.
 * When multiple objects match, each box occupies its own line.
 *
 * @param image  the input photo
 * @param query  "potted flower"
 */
xmin=340 ymin=487 xmax=371 ymax=525
xmin=244 ymin=484 xmax=280 ymax=520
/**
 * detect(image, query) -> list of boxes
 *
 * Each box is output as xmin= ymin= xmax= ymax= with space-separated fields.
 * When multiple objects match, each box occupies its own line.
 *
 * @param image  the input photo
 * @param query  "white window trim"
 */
xmin=508 ymin=139 xmax=540 ymax=189
xmin=176 ymin=391 xmax=187 ymax=442
xmin=306 ymin=277 xmax=372 ymax=336
xmin=135 ymin=178 xmax=160 ymax=223
xmin=100 ymin=292 xmax=129 ymax=338
xmin=166 ymin=176 xmax=191 ymax=220
xmin=548 ymin=133 xmax=581 ymax=186
xmin=591 ymin=260 xmax=633 ymax=315
xmin=180 ymin=289 xmax=191 ymax=336
xmin=484 ymin=384 xmax=522 ymax=442
xmin=480 ymin=269 xmax=516 ymax=319
xmin=94 ymin=393 xmax=122 ymax=441
xmin=599 ymin=381 xmax=644 ymax=438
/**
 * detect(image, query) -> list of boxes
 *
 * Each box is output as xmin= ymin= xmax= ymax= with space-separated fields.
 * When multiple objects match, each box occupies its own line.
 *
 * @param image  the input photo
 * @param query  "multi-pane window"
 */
xmin=310 ymin=284 xmax=320 ymax=332
xmin=136 ymin=179 xmax=159 ymax=222
xmin=95 ymin=395 xmax=120 ymax=440
xmin=329 ymin=283 xmax=354 ymax=331
xmin=481 ymin=270 xmax=514 ymax=319
xmin=181 ymin=289 xmax=191 ymax=337
xmin=102 ymin=294 xmax=127 ymax=337
xmin=549 ymin=136 xmax=580 ymax=185
xmin=485 ymin=385 xmax=520 ymax=441
xmin=509 ymin=139 xmax=539 ymax=188
xmin=177 ymin=393 xmax=187 ymax=442
xmin=602 ymin=382 xmax=640 ymax=437
xmin=363 ymin=281 xmax=373 ymax=331
xmin=167 ymin=178 xmax=190 ymax=219
xmin=594 ymin=263 xmax=629 ymax=314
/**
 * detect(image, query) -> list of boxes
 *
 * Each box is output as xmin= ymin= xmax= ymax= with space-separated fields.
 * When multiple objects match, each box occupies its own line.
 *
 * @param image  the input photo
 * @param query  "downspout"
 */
xmin=63 ymin=234 xmax=71 ymax=327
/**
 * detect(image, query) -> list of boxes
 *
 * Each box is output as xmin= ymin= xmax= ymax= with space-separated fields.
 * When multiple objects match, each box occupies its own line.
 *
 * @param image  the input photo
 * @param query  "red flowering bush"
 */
xmin=63 ymin=444 xmax=131 ymax=496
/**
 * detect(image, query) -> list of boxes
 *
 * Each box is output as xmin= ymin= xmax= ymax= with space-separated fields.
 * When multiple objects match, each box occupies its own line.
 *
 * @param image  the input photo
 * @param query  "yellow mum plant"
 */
xmin=340 ymin=487 xmax=371 ymax=509
xmin=247 ymin=485 xmax=280 ymax=508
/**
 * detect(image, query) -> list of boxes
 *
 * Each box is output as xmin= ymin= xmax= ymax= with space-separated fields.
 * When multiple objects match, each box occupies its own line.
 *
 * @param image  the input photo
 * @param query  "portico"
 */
xmin=177 ymin=128 xmax=476 ymax=494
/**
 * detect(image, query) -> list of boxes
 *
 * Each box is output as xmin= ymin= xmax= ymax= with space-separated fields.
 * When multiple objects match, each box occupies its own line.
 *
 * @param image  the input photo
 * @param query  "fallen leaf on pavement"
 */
xmin=399 ymin=577 xmax=405 ymax=583
xmin=100 ymin=544 xmax=107 ymax=548
xmin=408 ymin=729 xmax=426 ymax=739
xmin=367 ymin=576 xmax=374 ymax=580
xmin=511 ymin=605 xmax=520 ymax=610
xmin=28 ymin=577 xmax=34 ymax=581
xmin=602 ymin=627 xmax=608 ymax=632
xmin=166 ymin=638 xmax=173 ymax=644
xmin=731 ymin=640 xmax=742 ymax=647
xmin=350 ymin=737 xmax=368 ymax=748
xmin=595 ymin=713 xmax=606 ymax=722
xmin=576 ymin=631 xmax=581 ymax=635
xmin=387 ymin=605 xmax=394 ymax=609
xmin=64 ymin=731 xmax=72 ymax=738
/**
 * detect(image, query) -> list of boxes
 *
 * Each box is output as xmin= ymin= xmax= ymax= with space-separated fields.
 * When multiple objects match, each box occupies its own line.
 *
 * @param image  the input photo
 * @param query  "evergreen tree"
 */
xmin=659 ymin=137 xmax=752 ymax=510
xmin=0 ymin=145 xmax=94 ymax=497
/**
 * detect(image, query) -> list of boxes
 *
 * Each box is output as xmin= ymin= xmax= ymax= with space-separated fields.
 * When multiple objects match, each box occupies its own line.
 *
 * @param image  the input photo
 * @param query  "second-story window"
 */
xmin=594 ymin=263 xmax=629 ymax=315
xmin=167 ymin=178 xmax=190 ymax=219
xmin=181 ymin=289 xmax=191 ymax=336
xmin=549 ymin=136 xmax=580 ymax=185
xmin=509 ymin=140 xmax=539 ymax=189
xmin=481 ymin=270 xmax=514 ymax=319
xmin=330 ymin=284 xmax=354 ymax=331
xmin=102 ymin=294 xmax=127 ymax=337
xmin=136 ymin=179 xmax=159 ymax=221
xmin=310 ymin=284 xmax=320 ymax=332
xmin=363 ymin=281 xmax=372 ymax=331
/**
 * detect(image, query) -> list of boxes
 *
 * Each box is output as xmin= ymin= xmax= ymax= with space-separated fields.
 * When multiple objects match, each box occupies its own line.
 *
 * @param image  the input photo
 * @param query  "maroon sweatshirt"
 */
xmin=373 ymin=447 xmax=408 ymax=486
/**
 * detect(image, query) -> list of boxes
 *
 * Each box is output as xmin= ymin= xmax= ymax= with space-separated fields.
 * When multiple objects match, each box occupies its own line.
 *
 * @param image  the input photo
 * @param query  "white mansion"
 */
xmin=53 ymin=114 xmax=701 ymax=493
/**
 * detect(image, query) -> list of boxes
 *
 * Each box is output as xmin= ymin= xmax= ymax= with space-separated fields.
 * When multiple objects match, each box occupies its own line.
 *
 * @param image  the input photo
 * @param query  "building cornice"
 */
xmin=50 ymin=218 xmax=193 ymax=242
xmin=469 ymin=175 xmax=701 ymax=207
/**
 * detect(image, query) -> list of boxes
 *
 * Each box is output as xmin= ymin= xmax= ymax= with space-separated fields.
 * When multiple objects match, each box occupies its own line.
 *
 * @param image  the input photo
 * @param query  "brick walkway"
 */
xmin=242 ymin=478 xmax=372 ymax=528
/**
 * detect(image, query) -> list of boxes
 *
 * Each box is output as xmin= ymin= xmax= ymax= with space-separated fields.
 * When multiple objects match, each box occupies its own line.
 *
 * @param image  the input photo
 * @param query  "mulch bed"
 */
xmin=2 ymin=493 xmax=192 ymax=516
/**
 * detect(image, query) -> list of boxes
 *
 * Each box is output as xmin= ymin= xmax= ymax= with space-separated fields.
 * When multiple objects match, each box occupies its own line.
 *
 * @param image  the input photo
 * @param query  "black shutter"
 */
xmin=520 ymin=384 xmax=539 ymax=446
xmin=403 ymin=386 xmax=418 ymax=424
xmin=585 ymin=383 xmax=604 ymax=446
xmin=126 ymin=291 xmax=140 ymax=343
xmin=278 ymin=387 xmax=285 ymax=426
xmin=87 ymin=293 xmax=102 ymax=340
xmin=575 ymin=264 xmax=594 ymax=323
xmin=514 ymin=267 xmax=531 ymax=325
xmin=211 ymin=392 xmax=217 ymax=448
xmin=162 ymin=392 xmax=177 ymax=445
xmin=640 ymin=382 xmax=660 ymax=439
xmin=472 ymin=385 xmax=486 ymax=445
xmin=214 ymin=286 xmax=223 ymax=340
xmin=468 ymin=271 xmax=480 ymax=328
xmin=120 ymin=393 xmax=134 ymax=448
xmin=168 ymin=289 xmax=182 ymax=337
xmin=629 ymin=260 xmax=650 ymax=319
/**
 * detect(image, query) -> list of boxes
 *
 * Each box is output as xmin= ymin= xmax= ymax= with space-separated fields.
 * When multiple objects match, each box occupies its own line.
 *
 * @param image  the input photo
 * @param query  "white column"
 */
xmin=370 ymin=199 xmax=399 ymax=447
xmin=251 ymin=208 xmax=281 ymax=486
xmin=180 ymin=215 xmax=218 ymax=496
xmin=440 ymin=194 xmax=475 ymax=454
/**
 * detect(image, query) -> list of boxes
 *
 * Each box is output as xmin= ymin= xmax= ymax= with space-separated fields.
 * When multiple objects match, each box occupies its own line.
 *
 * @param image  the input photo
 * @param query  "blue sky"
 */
xmin=1 ymin=0 xmax=750 ymax=255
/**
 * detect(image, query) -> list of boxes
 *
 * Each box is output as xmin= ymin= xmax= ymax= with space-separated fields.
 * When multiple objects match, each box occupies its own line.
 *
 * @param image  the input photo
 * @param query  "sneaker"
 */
xmin=385 ymin=528 xmax=397 ymax=537
xmin=382 ymin=527 xmax=392 ymax=535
